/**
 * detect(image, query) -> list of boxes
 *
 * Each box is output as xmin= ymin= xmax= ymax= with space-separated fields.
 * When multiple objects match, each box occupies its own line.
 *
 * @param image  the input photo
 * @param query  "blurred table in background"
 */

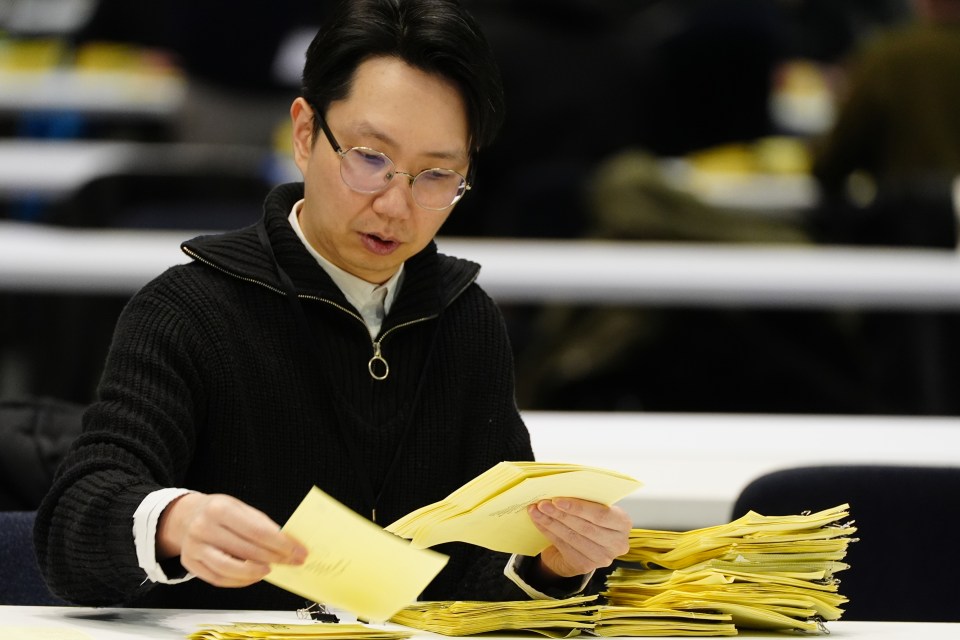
xmin=659 ymin=156 xmax=817 ymax=214
xmin=5 ymin=223 xmax=960 ymax=310
xmin=0 ymin=140 xmax=286 ymax=203
xmin=523 ymin=411 xmax=960 ymax=529
xmin=0 ymin=67 xmax=185 ymax=120
xmin=0 ymin=38 xmax=187 ymax=134
xmin=658 ymin=134 xmax=821 ymax=215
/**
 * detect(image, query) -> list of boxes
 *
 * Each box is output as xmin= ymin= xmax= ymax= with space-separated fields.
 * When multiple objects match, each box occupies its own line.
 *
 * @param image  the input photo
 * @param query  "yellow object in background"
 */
xmin=0 ymin=38 xmax=66 ymax=71
xmin=73 ymin=41 xmax=141 ymax=71
xmin=72 ymin=41 xmax=177 ymax=74
xmin=686 ymin=136 xmax=812 ymax=176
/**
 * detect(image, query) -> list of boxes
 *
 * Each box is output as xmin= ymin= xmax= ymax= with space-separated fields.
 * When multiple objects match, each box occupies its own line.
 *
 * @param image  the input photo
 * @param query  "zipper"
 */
xmin=367 ymin=316 xmax=434 ymax=380
xmin=182 ymin=245 xmax=288 ymax=296
xmin=360 ymin=270 xmax=477 ymax=379
xmin=181 ymin=245 xmax=479 ymax=381
xmin=298 ymin=292 xmax=435 ymax=381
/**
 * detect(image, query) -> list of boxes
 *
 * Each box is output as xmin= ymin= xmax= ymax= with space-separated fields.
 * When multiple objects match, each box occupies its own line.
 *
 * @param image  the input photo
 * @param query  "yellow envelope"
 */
xmin=266 ymin=486 xmax=448 ymax=622
xmin=406 ymin=468 xmax=641 ymax=555
xmin=189 ymin=622 xmax=414 ymax=639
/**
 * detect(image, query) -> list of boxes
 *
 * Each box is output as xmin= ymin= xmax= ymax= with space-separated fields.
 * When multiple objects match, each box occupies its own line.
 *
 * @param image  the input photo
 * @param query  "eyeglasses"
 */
xmin=313 ymin=108 xmax=471 ymax=211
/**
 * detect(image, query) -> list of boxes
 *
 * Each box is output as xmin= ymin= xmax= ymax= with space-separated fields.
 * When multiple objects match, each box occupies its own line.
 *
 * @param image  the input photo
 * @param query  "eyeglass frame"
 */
xmin=308 ymin=102 xmax=475 ymax=211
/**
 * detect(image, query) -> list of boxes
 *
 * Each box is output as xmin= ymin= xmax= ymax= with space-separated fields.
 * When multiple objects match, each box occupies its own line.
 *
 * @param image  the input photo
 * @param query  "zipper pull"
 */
xmin=368 ymin=341 xmax=389 ymax=381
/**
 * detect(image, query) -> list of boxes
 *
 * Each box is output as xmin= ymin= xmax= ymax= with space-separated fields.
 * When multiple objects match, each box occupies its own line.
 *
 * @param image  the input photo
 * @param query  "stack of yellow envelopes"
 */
xmin=391 ymin=594 xmax=600 ymax=637
xmin=386 ymin=461 xmax=641 ymax=556
xmin=598 ymin=504 xmax=856 ymax=636
xmin=595 ymin=606 xmax=737 ymax=637
xmin=188 ymin=622 xmax=413 ymax=640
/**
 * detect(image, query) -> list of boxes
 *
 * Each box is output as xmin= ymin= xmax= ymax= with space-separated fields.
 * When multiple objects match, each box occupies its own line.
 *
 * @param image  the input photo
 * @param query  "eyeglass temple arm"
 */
xmin=307 ymin=100 xmax=343 ymax=153
xmin=466 ymin=152 xmax=478 ymax=189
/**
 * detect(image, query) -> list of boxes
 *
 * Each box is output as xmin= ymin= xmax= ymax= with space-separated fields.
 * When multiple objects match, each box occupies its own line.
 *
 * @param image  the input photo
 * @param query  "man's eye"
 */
xmin=355 ymin=149 xmax=388 ymax=168
xmin=421 ymin=170 xmax=457 ymax=182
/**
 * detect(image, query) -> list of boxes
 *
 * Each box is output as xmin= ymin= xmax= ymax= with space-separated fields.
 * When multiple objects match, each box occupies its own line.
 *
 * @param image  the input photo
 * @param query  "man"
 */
xmin=35 ymin=0 xmax=630 ymax=610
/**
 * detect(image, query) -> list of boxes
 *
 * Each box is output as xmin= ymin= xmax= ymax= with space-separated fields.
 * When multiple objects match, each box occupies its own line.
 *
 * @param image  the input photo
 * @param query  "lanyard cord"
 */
xmin=256 ymin=222 xmax=441 ymax=522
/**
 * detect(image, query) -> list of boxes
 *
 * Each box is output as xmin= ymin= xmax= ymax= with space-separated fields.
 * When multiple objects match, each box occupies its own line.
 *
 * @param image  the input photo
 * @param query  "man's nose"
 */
xmin=373 ymin=172 xmax=416 ymax=217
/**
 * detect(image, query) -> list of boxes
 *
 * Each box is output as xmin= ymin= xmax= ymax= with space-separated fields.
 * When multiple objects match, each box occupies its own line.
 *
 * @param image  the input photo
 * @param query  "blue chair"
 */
xmin=0 ymin=510 xmax=66 ymax=605
xmin=731 ymin=465 xmax=960 ymax=622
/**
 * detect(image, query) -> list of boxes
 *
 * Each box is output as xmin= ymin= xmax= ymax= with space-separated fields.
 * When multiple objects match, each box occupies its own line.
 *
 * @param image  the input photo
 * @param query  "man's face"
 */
xmin=290 ymin=56 xmax=471 ymax=284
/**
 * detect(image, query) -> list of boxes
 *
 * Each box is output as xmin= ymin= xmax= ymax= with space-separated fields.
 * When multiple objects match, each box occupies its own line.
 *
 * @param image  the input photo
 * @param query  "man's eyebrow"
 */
xmin=354 ymin=121 xmax=468 ymax=163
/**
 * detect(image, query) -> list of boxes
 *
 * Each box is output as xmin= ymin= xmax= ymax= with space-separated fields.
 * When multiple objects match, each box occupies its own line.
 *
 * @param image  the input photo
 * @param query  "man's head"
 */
xmin=291 ymin=0 xmax=503 ymax=284
xmin=301 ymin=0 xmax=505 ymax=154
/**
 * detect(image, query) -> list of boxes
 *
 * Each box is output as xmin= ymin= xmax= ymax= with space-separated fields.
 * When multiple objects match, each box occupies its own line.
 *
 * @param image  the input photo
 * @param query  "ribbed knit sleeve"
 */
xmin=35 ymin=267 xmax=210 ymax=606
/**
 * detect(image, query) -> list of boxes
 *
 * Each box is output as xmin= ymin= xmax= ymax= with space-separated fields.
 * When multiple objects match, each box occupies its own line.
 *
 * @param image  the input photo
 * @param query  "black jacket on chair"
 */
xmin=0 ymin=397 xmax=84 ymax=510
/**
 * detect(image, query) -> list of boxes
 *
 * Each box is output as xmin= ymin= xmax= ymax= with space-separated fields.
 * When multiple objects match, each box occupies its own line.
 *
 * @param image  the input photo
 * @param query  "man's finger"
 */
xmin=549 ymin=498 xmax=632 ymax=531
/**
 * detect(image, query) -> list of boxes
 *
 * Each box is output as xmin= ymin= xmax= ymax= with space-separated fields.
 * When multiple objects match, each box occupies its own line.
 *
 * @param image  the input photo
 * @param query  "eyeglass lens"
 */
xmin=339 ymin=147 xmax=466 ymax=210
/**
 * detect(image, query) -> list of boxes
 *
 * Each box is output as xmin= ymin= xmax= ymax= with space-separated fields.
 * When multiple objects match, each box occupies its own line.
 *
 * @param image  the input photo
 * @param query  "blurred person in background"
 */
xmin=811 ymin=0 xmax=960 ymax=247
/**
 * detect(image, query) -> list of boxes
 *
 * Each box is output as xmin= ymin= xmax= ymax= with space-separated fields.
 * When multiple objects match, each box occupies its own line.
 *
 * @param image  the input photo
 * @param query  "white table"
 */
xmin=0 ymin=140 xmax=276 ymax=200
xmin=6 ymin=221 xmax=960 ymax=309
xmin=440 ymin=238 xmax=960 ymax=308
xmin=1 ymin=0 xmax=98 ymax=36
xmin=0 ymin=606 xmax=955 ymax=639
xmin=0 ymin=69 xmax=186 ymax=118
xmin=523 ymin=411 xmax=960 ymax=530
xmin=0 ymin=136 xmax=816 ymax=212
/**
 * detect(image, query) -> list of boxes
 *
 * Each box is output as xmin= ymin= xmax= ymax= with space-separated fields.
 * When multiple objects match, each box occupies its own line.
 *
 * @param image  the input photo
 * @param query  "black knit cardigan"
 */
xmin=35 ymin=183 xmax=535 ymax=609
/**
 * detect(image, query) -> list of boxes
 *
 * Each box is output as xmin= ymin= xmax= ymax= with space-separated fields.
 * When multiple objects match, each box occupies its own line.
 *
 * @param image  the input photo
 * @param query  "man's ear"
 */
xmin=290 ymin=97 xmax=316 ymax=175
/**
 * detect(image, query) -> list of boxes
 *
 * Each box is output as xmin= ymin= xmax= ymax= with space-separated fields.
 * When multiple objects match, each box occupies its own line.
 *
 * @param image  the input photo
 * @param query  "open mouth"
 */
xmin=361 ymin=232 xmax=400 ymax=255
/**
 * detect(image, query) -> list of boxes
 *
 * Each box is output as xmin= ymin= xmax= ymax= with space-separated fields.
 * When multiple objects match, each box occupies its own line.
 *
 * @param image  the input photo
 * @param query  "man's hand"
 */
xmin=157 ymin=492 xmax=308 ymax=588
xmin=527 ymin=498 xmax=631 ymax=580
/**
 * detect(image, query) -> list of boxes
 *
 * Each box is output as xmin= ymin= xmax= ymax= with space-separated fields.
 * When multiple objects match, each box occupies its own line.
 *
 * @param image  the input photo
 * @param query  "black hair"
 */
xmin=301 ymin=0 xmax=505 ymax=153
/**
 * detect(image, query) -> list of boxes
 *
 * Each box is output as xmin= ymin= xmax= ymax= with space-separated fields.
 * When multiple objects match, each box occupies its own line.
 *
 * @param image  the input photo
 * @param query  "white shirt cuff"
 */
xmin=503 ymin=553 xmax=594 ymax=600
xmin=133 ymin=487 xmax=196 ymax=584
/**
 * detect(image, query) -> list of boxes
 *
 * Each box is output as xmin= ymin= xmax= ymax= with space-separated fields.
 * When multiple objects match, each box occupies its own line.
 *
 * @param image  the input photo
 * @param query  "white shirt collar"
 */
xmin=287 ymin=200 xmax=403 ymax=339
